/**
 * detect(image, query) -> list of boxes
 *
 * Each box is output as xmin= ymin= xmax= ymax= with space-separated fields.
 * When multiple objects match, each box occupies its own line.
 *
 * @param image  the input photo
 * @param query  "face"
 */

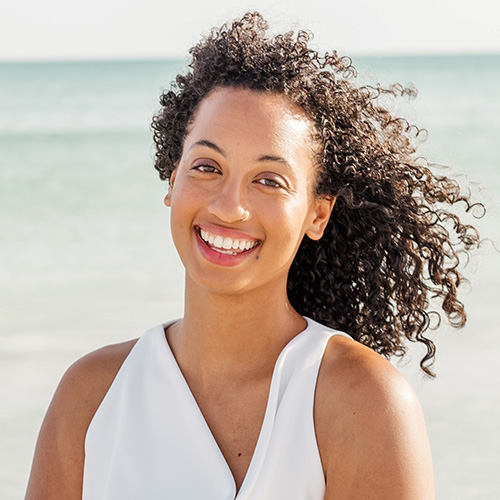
xmin=165 ymin=87 xmax=334 ymax=297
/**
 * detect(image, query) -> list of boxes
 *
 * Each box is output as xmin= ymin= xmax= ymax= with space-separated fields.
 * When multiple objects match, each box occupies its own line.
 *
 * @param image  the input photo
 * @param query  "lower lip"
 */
xmin=195 ymin=230 xmax=259 ymax=267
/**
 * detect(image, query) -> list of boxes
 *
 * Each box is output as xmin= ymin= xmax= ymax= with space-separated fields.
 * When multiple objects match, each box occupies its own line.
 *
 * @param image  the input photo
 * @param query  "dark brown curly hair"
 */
xmin=152 ymin=12 xmax=482 ymax=376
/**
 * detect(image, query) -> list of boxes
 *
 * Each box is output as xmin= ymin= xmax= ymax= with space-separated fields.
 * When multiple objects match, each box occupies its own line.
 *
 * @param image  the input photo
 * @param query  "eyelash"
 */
xmin=192 ymin=163 xmax=285 ymax=189
xmin=192 ymin=164 xmax=220 ymax=174
xmin=255 ymin=178 xmax=283 ymax=189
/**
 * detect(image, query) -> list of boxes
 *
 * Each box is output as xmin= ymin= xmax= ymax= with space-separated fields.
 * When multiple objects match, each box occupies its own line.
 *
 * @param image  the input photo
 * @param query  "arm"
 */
xmin=315 ymin=336 xmax=435 ymax=500
xmin=25 ymin=340 xmax=137 ymax=500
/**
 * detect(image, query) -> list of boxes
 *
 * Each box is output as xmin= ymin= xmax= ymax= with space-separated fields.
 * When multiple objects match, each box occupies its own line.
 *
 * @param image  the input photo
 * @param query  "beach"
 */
xmin=1 ymin=55 xmax=499 ymax=499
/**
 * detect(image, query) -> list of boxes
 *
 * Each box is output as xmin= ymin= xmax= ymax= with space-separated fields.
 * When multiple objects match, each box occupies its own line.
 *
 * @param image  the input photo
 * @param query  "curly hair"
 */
xmin=152 ymin=12 xmax=482 ymax=376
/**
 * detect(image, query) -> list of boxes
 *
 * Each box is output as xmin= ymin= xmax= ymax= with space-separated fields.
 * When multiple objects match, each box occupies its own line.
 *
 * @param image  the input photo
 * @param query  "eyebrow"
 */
xmin=189 ymin=140 xmax=293 ymax=170
xmin=256 ymin=154 xmax=291 ymax=168
xmin=189 ymin=140 xmax=226 ymax=157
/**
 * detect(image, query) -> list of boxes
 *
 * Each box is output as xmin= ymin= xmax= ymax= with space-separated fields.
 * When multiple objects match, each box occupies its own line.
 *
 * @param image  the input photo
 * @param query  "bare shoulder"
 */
xmin=64 ymin=339 xmax=139 ymax=408
xmin=25 ymin=338 xmax=138 ymax=500
xmin=316 ymin=335 xmax=418 ymax=418
xmin=48 ymin=338 xmax=139 ymax=431
xmin=315 ymin=335 xmax=435 ymax=500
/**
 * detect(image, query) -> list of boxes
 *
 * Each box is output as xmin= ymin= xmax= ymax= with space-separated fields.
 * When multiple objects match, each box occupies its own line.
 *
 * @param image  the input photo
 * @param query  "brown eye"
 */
xmin=192 ymin=161 xmax=221 ymax=174
xmin=255 ymin=178 xmax=283 ymax=188
xmin=196 ymin=165 xmax=218 ymax=172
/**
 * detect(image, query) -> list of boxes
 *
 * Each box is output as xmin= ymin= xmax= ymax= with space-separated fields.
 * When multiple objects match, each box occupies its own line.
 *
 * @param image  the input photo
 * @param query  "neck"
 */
xmin=167 ymin=274 xmax=306 ymax=383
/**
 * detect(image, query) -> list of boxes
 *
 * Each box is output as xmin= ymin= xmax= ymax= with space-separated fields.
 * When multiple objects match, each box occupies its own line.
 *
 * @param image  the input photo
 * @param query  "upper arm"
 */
xmin=316 ymin=336 xmax=435 ymax=500
xmin=24 ymin=340 xmax=137 ymax=500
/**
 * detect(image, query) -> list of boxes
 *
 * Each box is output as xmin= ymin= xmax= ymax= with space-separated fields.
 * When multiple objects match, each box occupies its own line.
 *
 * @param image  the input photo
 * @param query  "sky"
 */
xmin=0 ymin=0 xmax=499 ymax=61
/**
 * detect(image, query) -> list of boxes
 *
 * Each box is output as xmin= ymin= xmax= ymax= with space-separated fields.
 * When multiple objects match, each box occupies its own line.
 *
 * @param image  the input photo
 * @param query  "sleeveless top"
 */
xmin=82 ymin=317 xmax=350 ymax=500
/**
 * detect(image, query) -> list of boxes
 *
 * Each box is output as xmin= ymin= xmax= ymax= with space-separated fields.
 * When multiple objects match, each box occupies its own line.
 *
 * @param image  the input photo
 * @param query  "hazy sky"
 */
xmin=1 ymin=0 xmax=499 ymax=61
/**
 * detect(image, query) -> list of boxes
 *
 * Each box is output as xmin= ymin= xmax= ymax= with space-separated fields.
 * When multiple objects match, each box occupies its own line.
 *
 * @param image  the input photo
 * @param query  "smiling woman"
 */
xmin=165 ymin=88 xmax=332 ymax=293
xmin=25 ymin=11 xmax=482 ymax=500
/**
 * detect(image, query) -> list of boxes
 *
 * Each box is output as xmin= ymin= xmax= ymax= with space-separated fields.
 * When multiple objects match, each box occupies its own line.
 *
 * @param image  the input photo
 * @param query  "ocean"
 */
xmin=1 ymin=55 xmax=499 ymax=499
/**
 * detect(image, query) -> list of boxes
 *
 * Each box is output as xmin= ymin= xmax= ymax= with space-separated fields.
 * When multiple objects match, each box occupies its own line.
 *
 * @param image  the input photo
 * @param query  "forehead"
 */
xmin=186 ymin=88 xmax=316 ymax=160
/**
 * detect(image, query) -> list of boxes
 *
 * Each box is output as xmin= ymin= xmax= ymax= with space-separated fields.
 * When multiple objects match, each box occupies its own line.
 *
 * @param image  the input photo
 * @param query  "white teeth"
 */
xmin=199 ymin=228 xmax=258 ymax=253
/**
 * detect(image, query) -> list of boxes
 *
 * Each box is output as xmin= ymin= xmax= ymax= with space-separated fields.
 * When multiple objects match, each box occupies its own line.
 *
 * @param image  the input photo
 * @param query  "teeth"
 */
xmin=199 ymin=228 xmax=258 ymax=253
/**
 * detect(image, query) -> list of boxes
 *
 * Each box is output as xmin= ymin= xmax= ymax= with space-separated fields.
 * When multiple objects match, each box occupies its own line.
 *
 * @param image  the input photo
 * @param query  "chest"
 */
xmin=187 ymin=377 xmax=271 ymax=491
xmin=83 ymin=324 xmax=334 ymax=499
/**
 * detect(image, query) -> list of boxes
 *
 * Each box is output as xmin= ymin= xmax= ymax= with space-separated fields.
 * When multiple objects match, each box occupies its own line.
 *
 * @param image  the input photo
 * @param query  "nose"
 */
xmin=207 ymin=179 xmax=251 ymax=223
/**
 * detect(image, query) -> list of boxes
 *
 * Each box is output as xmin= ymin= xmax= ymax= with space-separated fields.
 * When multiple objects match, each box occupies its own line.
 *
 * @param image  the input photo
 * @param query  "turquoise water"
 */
xmin=1 ymin=56 xmax=499 ymax=499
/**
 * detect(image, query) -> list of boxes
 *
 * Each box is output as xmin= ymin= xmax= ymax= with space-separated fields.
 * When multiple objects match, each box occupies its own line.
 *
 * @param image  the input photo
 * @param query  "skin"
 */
xmin=25 ymin=88 xmax=434 ymax=499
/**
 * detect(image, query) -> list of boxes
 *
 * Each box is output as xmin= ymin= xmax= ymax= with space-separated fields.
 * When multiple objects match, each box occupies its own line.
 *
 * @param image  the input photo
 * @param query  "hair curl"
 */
xmin=152 ymin=12 xmax=482 ymax=376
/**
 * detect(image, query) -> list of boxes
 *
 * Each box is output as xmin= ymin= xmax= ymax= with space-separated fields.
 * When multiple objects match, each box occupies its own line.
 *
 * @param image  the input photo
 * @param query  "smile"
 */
xmin=198 ymin=227 xmax=260 ymax=255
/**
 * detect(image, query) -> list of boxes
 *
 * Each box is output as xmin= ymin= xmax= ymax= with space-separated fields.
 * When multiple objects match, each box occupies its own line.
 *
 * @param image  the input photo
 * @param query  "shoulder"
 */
xmin=317 ymin=333 xmax=416 ymax=409
xmin=25 ymin=339 xmax=138 ymax=499
xmin=315 ymin=335 xmax=435 ymax=499
xmin=62 ymin=339 xmax=139 ymax=410
xmin=46 ymin=337 xmax=139 ymax=444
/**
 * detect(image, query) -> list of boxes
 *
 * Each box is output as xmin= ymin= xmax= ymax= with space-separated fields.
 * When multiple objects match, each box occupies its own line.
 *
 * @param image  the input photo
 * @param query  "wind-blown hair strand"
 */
xmin=152 ymin=12 xmax=483 ymax=376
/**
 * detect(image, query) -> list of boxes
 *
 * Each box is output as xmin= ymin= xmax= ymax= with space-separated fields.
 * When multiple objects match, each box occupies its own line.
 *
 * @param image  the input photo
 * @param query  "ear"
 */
xmin=305 ymin=196 xmax=336 ymax=241
xmin=163 ymin=168 xmax=177 ymax=207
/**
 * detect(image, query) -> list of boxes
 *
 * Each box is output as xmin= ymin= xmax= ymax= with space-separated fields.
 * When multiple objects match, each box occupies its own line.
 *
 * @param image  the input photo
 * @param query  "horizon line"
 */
xmin=1 ymin=50 xmax=499 ymax=65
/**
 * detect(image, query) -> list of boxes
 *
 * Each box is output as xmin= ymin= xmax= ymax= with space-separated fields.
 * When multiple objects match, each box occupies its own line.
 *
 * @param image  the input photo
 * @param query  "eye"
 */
xmin=255 ymin=178 xmax=284 ymax=189
xmin=196 ymin=165 xmax=219 ymax=173
xmin=192 ymin=160 xmax=221 ymax=174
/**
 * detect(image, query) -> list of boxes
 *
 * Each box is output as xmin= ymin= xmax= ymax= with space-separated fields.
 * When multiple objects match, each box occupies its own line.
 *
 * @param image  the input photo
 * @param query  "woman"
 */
xmin=25 ymin=12 xmax=481 ymax=500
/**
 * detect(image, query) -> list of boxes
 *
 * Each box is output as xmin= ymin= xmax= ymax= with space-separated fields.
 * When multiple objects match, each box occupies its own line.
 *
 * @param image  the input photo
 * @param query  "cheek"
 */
xmin=264 ymin=199 xmax=311 ymax=243
xmin=169 ymin=188 xmax=193 ymax=236
xmin=172 ymin=173 xmax=211 ymax=204
xmin=169 ymin=178 xmax=197 ymax=213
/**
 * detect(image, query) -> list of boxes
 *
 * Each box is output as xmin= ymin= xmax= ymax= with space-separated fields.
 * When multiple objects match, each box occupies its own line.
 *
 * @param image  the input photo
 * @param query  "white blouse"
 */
xmin=83 ymin=317 xmax=349 ymax=500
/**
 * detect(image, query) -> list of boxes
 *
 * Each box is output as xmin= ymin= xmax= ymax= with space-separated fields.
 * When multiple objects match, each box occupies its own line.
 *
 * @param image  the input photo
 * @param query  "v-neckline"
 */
xmin=158 ymin=318 xmax=312 ymax=499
